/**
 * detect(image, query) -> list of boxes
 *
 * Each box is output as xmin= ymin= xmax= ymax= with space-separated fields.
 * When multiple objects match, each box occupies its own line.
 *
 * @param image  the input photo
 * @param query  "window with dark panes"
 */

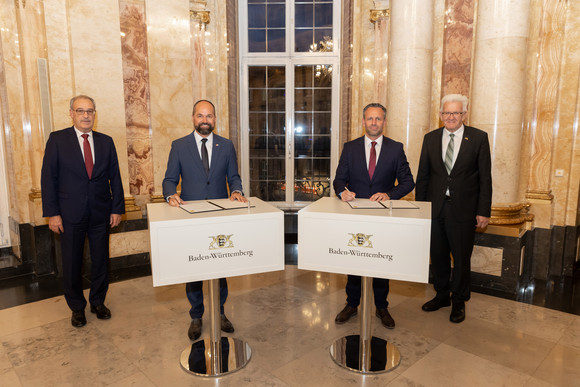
xmin=241 ymin=0 xmax=339 ymax=207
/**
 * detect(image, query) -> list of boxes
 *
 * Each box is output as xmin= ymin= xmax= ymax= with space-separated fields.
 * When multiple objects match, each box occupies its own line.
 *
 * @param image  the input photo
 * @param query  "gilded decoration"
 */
xmin=190 ymin=10 xmax=210 ymax=26
xmin=490 ymin=202 xmax=534 ymax=225
xmin=28 ymin=188 xmax=41 ymax=201
xmin=525 ymin=190 xmax=554 ymax=201
xmin=370 ymin=9 xmax=390 ymax=23
xmin=150 ymin=194 xmax=167 ymax=204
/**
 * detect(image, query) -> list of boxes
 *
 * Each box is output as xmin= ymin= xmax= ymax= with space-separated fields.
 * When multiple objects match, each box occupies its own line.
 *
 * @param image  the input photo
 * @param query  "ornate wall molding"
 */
xmin=370 ymin=9 xmax=389 ymax=23
xmin=190 ymin=10 xmax=210 ymax=26
xmin=525 ymin=190 xmax=554 ymax=201
xmin=490 ymin=202 xmax=534 ymax=225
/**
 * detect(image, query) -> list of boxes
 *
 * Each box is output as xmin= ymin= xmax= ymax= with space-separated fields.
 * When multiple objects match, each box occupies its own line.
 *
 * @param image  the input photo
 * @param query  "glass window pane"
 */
xmin=313 ymin=136 xmax=330 ymax=157
xmin=314 ymin=28 xmax=333 ymax=51
xmin=313 ymin=89 xmax=332 ymax=111
xmin=267 ymin=29 xmax=286 ymax=52
xmin=295 ymin=4 xmax=313 ymax=28
xmin=268 ymin=135 xmax=285 ymax=157
xmin=295 ymin=66 xmax=313 ymax=87
xmin=313 ymin=112 xmax=331 ymax=134
xmin=268 ymin=182 xmax=285 ymax=201
xmin=268 ymin=113 xmax=285 ymax=134
xmin=250 ymin=158 xmax=267 ymax=180
xmin=249 ymin=113 xmax=267 ymax=134
xmin=313 ymin=65 xmax=332 ymax=87
xmin=268 ymin=67 xmax=285 ymax=88
xmin=249 ymin=89 xmax=266 ymax=111
xmin=248 ymin=5 xmax=266 ymax=28
xmin=295 ymin=89 xmax=312 ymax=111
xmin=295 ymin=159 xmax=312 ymax=179
xmin=295 ymin=135 xmax=312 ymax=157
xmin=294 ymin=113 xmax=312 ymax=135
xmin=295 ymin=29 xmax=313 ymax=52
xmin=267 ymin=4 xmax=285 ymax=28
xmin=268 ymin=158 xmax=284 ymax=179
xmin=250 ymin=135 xmax=267 ymax=157
xmin=249 ymin=67 xmax=266 ymax=88
xmin=268 ymin=89 xmax=285 ymax=111
xmin=248 ymin=30 xmax=266 ymax=52
xmin=314 ymin=4 xmax=333 ymax=27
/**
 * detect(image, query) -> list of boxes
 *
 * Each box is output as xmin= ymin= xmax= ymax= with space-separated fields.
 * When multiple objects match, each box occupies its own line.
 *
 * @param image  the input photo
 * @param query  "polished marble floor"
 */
xmin=1 ymin=265 xmax=580 ymax=386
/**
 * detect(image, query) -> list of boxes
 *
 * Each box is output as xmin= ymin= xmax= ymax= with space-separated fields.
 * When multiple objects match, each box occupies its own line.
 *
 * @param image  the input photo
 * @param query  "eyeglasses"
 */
xmin=74 ymin=109 xmax=96 ymax=116
xmin=441 ymin=112 xmax=464 ymax=118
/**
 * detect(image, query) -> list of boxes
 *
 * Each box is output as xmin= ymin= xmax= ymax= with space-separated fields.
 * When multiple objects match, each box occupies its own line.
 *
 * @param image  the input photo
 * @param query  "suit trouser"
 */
xmin=430 ymin=199 xmax=476 ymax=302
xmin=60 ymin=207 xmax=110 ymax=311
xmin=186 ymin=279 xmax=228 ymax=319
xmin=346 ymin=275 xmax=389 ymax=309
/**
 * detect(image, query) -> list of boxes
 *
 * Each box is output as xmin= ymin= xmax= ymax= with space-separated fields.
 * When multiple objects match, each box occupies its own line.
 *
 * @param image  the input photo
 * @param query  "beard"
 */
xmin=195 ymin=122 xmax=214 ymax=136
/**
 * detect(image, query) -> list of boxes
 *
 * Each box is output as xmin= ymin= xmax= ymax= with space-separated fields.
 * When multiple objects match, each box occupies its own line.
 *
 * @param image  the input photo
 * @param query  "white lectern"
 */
xmin=298 ymin=197 xmax=431 ymax=373
xmin=147 ymin=198 xmax=284 ymax=377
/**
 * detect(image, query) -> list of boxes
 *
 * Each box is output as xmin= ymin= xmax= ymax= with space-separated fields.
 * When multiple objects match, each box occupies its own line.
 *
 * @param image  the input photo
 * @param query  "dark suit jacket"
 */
xmin=415 ymin=125 xmax=492 ymax=222
xmin=162 ymin=132 xmax=242 ymax=201
xmin=333 ymin=135 xmax=415 ymax=200
xmin=41 ymin=127 xmax=125 ymax=224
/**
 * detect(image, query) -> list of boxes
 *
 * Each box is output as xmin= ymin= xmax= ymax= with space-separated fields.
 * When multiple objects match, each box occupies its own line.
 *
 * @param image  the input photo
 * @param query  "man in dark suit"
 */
xmin=416 ymin=94 xmax=492 ymax=323
xmin=41 ymin=95 xmax=125 ymax=328
xmin=163 ymin=100 xmax=246 ymax=341
xmin=333 ymin=103 xmax=415 ymax=329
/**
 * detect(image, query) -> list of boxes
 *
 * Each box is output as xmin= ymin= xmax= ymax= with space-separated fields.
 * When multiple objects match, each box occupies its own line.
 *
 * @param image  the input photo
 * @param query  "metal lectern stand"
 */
xmin=179 ymin=279 xmax=252 ymax=376
xmin=329 ymin=276 xmax=401 ymax=373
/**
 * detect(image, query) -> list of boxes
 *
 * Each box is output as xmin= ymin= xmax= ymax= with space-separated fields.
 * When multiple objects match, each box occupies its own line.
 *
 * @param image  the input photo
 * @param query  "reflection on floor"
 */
xmin=1 ymin=265 xmax=580 ymax=386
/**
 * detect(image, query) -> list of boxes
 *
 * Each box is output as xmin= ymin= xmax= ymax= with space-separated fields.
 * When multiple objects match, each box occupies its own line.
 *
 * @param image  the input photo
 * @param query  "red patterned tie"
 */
xmin=82 ymin=133 xmax=93 ymax=178
xmin=368 ymin=141 xmax=377 ymax=180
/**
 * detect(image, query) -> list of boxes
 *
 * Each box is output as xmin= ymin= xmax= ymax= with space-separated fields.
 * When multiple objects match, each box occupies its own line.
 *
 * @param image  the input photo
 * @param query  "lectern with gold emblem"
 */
xmin=147 ymin=198 xmax=284 ymax=377
xmin=298 ymin=197 xmax=431 ymax=373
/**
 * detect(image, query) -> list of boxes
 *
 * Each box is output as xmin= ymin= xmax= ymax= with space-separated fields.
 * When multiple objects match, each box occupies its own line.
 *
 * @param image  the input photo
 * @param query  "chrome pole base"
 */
xmin=180 ymin=337 xmax=252 ymax=377
xmin=330 ymin=335 xmax=400 ymax=374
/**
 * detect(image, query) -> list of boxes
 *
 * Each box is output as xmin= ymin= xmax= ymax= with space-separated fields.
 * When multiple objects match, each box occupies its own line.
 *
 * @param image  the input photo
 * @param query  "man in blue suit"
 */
xmin=41 ymin=95 xmax=125 ymax=328
xmin=163 ymin=100 xmax=246 ymax=341
xmin=333 ymin=103 xmax=415 ymax=329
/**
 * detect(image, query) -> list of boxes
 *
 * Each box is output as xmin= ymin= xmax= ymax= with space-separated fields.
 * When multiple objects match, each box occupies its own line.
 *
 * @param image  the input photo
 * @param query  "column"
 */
xmin=386 ymin=0 xmax=434 ymax=180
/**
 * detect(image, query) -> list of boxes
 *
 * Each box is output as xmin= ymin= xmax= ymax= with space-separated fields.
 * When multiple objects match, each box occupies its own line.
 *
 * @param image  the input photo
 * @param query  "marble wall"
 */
xmin=0 ymin=0 xmax=580 ymax=265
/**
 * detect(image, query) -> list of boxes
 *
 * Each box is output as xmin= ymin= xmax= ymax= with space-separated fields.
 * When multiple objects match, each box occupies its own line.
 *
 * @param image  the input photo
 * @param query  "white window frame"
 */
xmin=239 ymin=0 xmax=341 ymax=209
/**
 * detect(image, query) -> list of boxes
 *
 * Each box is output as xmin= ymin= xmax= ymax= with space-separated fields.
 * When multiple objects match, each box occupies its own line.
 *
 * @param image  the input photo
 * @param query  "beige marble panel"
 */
xmin=204 ymin=1 xmax=230 ymax=138
xmin=557 ymin=2 xmax=580 ymax=226
xmin=0 ymin=0 xmax=33 ymax=224
xmin=44 ymin=0 xmax=74 ymax=131
xmin=109 ymin=230 xmax=149 ymax=258
xmin=68 ymin=1 xmax=129 ymax=194
xmin=147 ymin=0 xmax=193 ymax=196
xmin=429 ymin=0 xmax=445 ymax=132
xmin=387 ymin=0 xmax=433 ymax=177
xmin=471 ymin=245 xmax=503 ymax=276
xmin=471 ymin=0 xmax=530 ymax=205
xmin=527 ymin=0 xmax=566 ymax=207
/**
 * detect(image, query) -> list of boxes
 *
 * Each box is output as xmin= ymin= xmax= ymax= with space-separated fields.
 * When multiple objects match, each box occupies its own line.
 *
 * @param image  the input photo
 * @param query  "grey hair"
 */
xmin=69 ymin=95 xmax=96 ymax=110
xmin=440 ymin=94 xmax=468 ymax=112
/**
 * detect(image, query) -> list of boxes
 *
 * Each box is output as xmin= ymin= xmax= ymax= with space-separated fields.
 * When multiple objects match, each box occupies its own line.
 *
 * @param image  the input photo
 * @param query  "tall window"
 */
xmin=240 ymin=0 xmax=340 ymax=208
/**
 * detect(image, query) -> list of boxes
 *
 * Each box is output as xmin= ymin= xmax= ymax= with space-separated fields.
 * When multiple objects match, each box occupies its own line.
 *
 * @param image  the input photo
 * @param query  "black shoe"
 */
xmin=335 ymin=305 xmax=357 ymax=324
xmin=422 ymin=296 xmax=451 ymax=312
xmin=221 ymin=314 xmax=235 ymax=333
xmin=71 ymin=310 xmax=86 ymax=328
xmin=450 ymin=301 xmax=465 ymax=323
xmin=188 ymin=318 xmax=202 ymax=340
xmin=376 ymin=308 xmax=395 ymax=329
xmin=90 ymin=304 xmax=111 ymax=319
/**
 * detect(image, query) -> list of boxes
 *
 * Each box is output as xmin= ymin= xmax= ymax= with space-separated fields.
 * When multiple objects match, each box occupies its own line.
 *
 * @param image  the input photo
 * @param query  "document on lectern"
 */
xmin=179 ymin=201 xmax=222 ymax=214
xmin=209 ymin=198 xmax=250 ymax=210
xmin=347 ymin=199 xmax=385 ymax=209
xmin=347 ymin=199 xmax=419 ymax=210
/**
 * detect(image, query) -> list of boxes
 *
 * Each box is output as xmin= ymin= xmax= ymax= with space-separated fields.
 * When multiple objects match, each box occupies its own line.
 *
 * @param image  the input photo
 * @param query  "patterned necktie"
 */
xmin=445 ymin=133 xmax=455 ymax=174
xmin=368 ymin=141 xmax=377 ymax=180
xmin=201 ymin=138 xmax=209 ymax=175
xmin=81 ymin=133 xmax=93 ymax=178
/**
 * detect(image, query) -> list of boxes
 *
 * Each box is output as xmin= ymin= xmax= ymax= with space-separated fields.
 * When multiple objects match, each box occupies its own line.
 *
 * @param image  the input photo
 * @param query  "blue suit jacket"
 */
xmin=162 ymin=132 xmax=243 ymax=200
xmin=41 ymin=127 xmax=125 ymax=224
xmin=333 ymin=135 xmax=415 ymax=200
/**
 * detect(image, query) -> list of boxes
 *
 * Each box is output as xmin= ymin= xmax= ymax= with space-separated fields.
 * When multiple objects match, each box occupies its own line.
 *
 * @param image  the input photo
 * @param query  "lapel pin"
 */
xmin=464 ymin=137 xmax=468 ymax=140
